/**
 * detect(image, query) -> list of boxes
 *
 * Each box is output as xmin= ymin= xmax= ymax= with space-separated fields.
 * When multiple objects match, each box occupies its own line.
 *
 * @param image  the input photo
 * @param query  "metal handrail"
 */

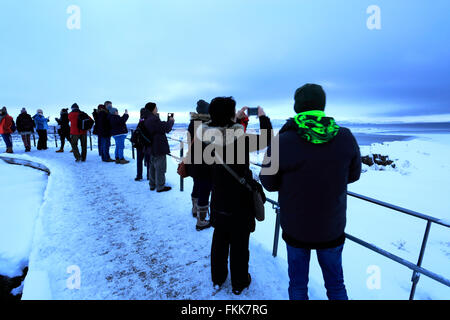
xmin=165 ymin=135 xmax=450 ymax=300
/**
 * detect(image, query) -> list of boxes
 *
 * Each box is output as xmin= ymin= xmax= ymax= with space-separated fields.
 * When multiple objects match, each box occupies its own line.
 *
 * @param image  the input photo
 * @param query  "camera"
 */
xmin=167 ymin=113 xmax=175 ymax=121
xmin=248 ymin=107 xmax=258 ymax=116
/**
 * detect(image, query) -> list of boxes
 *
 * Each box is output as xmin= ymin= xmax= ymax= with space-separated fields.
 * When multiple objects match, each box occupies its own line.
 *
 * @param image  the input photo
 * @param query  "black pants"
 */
xmin=71 ymin=134 xmax=87 ymax=161
xmin=211 ymin=228 xmax=251 ymax=290
xmin=60 ymin=134 xmax=71 ymax=150
xmin=136 ymin=147 xmax=150 ymax=179
xmin=36 ymin=130 xmax=48 ymax=150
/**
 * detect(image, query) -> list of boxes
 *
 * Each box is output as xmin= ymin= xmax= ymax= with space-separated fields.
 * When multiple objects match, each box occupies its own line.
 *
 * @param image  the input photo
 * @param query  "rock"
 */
xmin=362 ymin=154 xmax=396 ymax=169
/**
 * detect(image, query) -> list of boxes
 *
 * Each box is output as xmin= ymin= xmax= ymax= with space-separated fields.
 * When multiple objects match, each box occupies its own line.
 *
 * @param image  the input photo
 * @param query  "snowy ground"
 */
xmin=0 ymin=145 xmax=290 ymax=300
xmin=0 ymin=130 xmax=449 ymax=300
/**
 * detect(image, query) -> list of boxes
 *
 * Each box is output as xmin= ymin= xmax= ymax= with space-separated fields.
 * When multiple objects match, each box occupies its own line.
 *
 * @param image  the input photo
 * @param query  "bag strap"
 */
xmin=215 ymin=153 xmax=253 ymax=192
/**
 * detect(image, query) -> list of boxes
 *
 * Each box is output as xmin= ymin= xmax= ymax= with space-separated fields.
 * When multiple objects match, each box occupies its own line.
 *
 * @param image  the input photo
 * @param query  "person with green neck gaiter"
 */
xmin=260 ymin=83 xmax=362 ymax=300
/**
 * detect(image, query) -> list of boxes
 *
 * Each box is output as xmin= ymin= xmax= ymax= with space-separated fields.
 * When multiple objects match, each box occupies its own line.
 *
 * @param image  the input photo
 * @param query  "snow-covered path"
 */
xmin=3 ymin=147 xmax=290 ymax=300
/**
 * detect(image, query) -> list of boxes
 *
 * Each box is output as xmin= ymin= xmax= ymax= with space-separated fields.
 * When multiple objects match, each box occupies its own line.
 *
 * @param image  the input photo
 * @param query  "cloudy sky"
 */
xmin=1 ymin=0 xmax=449 ymax=123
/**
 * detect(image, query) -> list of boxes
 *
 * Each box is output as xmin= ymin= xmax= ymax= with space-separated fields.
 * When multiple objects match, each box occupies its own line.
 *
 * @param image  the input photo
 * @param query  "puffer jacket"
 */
xmin=0 ymin=114 xmax=14 ymax=134
xmin=32 ymin=114 xmax=49 ymax=130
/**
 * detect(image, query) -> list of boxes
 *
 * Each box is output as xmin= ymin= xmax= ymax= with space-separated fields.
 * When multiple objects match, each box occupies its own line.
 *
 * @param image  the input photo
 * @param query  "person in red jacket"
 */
xmin=68 ymin=103 xmax=88 ymax=162
xmin=0 ymin=106 xmax=15 ymax=153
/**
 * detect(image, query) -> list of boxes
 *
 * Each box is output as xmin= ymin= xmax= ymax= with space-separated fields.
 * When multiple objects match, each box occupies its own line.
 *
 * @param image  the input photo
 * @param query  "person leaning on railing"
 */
xmin=259 ymin=83 xmax=362 ymax=301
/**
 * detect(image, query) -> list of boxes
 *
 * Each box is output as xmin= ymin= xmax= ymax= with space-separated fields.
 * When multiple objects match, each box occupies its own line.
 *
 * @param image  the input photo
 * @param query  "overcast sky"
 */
xmin=1 ymin=0 xmax=449 ymax=123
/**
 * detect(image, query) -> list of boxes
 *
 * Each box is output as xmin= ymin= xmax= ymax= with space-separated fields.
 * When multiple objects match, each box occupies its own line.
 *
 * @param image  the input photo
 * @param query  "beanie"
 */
xmin=196 ymin=100 xmax=210 ymax=115
xmin=37 ymin=109 xmax=43 ymax=114
xmin=21 ymin=108 xmax=27 ymax=114
xmin=71 ymin=103 xmax=79 ymax=110
xmin=294 ymin=84 xmax=326 ymax=113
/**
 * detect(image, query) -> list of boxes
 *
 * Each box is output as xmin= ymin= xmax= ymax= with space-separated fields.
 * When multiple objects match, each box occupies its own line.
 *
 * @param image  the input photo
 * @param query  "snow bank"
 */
xmin=0 ymin=160 xmax=47 ymax=278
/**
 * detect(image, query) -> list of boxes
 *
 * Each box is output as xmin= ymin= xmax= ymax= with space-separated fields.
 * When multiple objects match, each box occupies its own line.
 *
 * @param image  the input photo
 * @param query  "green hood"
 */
xmin=293 ymin=110 xmax=340 ymax=144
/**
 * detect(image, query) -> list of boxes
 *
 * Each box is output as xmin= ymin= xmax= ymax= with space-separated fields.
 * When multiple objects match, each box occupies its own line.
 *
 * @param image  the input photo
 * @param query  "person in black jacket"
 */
xmin=16 ymin=108 xmax=34 ymax=152
xmin=134 ymin=107 xmax=152 ymax=181
xmin=259 ymin=84 xmax=361 ymax=301
xmin=197 ymin=97 xmax=273 ymax=295
xmin=143 ymin=102 xmax=174 ymax=193
xmin=96 ymin=104 xmax=114 ymax=162
xmin=186 ymin=99 xmax=213 ymax=230
xmin=55 ymin=108 xmax=71 ymax=153
xmin=108 ymin=108 xmax=130 ymax=164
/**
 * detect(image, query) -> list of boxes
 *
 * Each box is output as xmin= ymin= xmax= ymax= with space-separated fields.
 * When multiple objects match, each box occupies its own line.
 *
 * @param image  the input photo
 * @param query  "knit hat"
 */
xmin=71 ymin=103 xmax=79 ymax=110
xmin=196 ymin=100 xmax=210 ymax=115
xmin=21 ymin=108 xmax=27 ymax=114
xmin=294 ymin=84 xmax=326 ymax=113
xmin=1 ymin=107 xmax=6 ymax=114
xmin=60 ymin=108 xmax=69 ymax=115
xmin=145 ymin=102 xmax=157 ymax=113
xmin=37 ymin=109 xmax=43 ymax=114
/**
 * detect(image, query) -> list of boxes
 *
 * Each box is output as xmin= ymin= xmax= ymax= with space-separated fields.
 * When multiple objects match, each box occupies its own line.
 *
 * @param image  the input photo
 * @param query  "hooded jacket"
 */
xmin=260 ymin=111 xmax=361 ymax=249
xmin=197 ymin=116 xmax=272 ymax=232
xmin=56 ymin=111 xmax=70 ymax=136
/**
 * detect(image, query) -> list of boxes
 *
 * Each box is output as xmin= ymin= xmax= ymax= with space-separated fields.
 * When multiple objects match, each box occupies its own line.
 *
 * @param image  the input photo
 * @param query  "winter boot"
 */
xmin=56 ymin=148 xmax=64 ymax=153
xmin=6 ymin=147 xmax=13 ymax=154
xmin=120 ymin=159 xmax=130 ymax=164
xmin=196 ymin=205 xmax=211 ymax=231
xmin=192 ymin=197 xmax=198 ymax=218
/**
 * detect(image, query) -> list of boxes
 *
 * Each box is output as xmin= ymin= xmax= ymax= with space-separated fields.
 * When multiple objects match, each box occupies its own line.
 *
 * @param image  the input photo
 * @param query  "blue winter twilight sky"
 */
xmin=0 ymin=0 xmax=449 ymax=123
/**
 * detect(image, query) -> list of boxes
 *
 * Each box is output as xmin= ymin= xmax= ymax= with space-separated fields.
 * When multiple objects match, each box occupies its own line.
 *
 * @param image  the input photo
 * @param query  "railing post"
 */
xmin=272 ymin=206 xmax=281 ymax=257
xmin=409 ymin=221 xmax=432 ymax=300
xmin=32 ymin=133 xmax=36 ymax=147
xmin=54 ymin=126 xmax=58 ymax=148
xmin=131 ymin=129 xmax=135 ymax=160
xmin=89 ymin=130 xmax=92 ymax=151
xmin=180 ymin=141 xmax=184 ymax=192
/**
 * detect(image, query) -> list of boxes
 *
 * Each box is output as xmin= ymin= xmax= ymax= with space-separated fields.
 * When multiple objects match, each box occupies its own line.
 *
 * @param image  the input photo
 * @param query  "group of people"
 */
xmin=180 ymin=84 xmax=361 ymax=299
xmin=0 ymin=107 xmax=50 ymax=153
xmin=1 ymin=83 xmax=362 ymax=300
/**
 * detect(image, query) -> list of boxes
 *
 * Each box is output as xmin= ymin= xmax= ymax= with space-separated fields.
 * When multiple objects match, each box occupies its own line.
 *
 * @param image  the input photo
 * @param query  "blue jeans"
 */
xmin=113 ymin=135 xmax=126 ymax=160
xmin=1 ymin=134 xmax=12 ymax=148
xmin=99 ymin=136 xmax=112 ymax=161
xmin=286 ymin=243 xmax=348 ymax=300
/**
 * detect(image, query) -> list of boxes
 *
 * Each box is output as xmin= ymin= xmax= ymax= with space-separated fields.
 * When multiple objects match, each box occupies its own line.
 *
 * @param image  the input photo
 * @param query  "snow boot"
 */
xmin=196 ymin=205 xmax=211 ymax=231
xmin=120 ymin=159 xmax=130 ymax=164
xmin=56 ymin=148 xmax=64 ymax=153
xmin=192 ymin=197 xmax=198 ymax=218
xmin=232 ymin=274 xmax=252 ymax=296
xmin=6 ymin=147 xmax=13 ymax=154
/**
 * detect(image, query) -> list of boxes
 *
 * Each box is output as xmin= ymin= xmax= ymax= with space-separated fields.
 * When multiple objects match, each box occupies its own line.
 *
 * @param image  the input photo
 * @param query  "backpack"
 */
xmin=10 ymin=120 xmax=17 ymax=133
xmin=130 ymin=122 xmax=152 ymax=148
xmin=77 ymin=112 xmax=94 ymax=131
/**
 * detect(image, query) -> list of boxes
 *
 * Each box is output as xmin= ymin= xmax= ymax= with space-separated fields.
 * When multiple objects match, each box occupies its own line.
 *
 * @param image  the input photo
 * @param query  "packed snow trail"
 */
xmin=4 ymin=147 xmax=292 ymax=300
